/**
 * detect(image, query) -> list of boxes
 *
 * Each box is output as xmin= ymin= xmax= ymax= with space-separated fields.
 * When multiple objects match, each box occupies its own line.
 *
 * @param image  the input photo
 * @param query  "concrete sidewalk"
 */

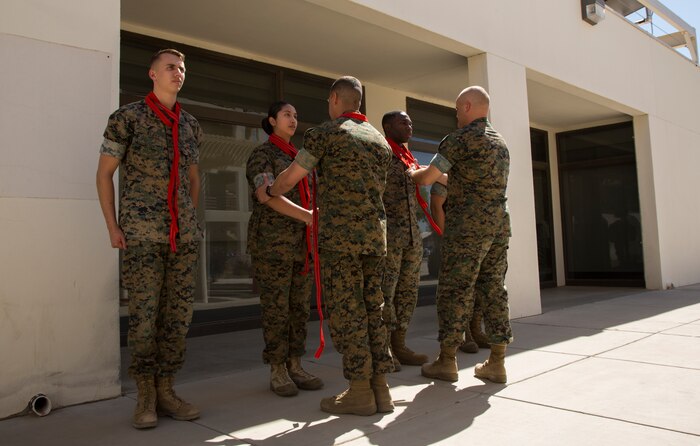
xmin=3 ymin=285 xmax=700 ymax=445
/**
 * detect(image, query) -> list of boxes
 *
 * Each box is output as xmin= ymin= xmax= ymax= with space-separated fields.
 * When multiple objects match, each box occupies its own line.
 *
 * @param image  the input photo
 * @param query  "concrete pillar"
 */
xmin=633 ymin=115 xmax=663 ymax=289
xmin=468 ymin=53 xmax=541 ymax=318
xmin=363 ymin=82 xmax=407 ymax=129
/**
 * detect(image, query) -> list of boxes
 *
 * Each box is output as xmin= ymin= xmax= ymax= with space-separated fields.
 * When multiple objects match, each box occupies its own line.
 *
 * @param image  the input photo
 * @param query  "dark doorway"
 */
xmin=557 ymin=122 xmax=644 ymax=286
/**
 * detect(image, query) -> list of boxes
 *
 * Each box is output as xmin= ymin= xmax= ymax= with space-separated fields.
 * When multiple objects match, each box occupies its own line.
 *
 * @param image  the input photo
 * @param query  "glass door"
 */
xmin=557 ymin=123 xmax=644 ymax=286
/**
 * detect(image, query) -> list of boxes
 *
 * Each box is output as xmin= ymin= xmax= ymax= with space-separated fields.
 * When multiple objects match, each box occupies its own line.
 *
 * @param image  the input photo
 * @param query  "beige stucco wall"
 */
xmin=0 ymin=0 xmax=121 ymax=419
xmin=339 ymin=0 xmax=700 ymax=289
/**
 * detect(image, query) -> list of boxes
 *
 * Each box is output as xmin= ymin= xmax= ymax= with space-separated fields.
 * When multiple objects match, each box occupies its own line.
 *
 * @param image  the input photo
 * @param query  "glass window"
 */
xmin=558 ymin=124 xmax=635 ymax=164
xmin=283 ymin=73 xmax=333 ymax=125
xmin=557 ymin=122 xmax=644 ymax=285
xmin=406 ymin=98 xmax=456 ymax=295
xmin=406 ymin=97 xmax=456 ymax=151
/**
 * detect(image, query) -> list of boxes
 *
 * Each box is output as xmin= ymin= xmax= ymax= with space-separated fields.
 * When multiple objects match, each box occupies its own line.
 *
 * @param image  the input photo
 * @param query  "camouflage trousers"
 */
xmin=436 ymin=233 xmax=513 ymax=348
xmin=321 ymin=250 xmax=393 ymax=380
xmin=433 ymin=234 xmax=485 ymax=326
xmin=252 ymin=248 xmax=313 ymax=365
xmin=381 ymin=241 xmax=422 ymax=332
xmin=122 ymin=240 xmax=199 ymax=378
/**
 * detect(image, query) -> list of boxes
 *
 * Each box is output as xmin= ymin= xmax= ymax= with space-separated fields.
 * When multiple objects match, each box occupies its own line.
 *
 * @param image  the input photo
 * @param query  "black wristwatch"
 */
xmin=265 ymin=184 xmax=275 ymax=198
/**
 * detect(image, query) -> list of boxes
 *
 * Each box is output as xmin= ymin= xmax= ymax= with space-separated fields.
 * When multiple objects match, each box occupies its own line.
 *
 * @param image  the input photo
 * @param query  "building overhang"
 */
xmin=121 ymin=0 xmax=632 ymax=129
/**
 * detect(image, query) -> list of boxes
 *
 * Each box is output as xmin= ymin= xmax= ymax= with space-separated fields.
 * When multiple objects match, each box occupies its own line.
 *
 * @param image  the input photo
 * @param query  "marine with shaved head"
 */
xmin=409 ymin=86 xmax=513 ymax=384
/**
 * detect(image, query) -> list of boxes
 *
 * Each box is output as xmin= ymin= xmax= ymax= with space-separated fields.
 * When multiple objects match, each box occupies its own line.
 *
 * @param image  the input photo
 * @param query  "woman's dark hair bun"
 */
xmin=261 ymin=117 xmax=274 ymax=135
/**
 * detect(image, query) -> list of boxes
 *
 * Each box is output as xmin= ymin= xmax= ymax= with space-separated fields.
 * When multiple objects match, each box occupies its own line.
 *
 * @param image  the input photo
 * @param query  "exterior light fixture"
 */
xmin=582 ymin=0 xmax=606 ymax=25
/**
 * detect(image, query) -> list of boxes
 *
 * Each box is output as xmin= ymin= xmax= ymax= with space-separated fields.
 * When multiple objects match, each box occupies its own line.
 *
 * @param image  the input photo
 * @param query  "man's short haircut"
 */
xmin=150 ymin=49 xmax=185 ymax=68
xmin=331 ymin=76 xmax=363 ymax=108
xmin=382 ymin=110 xmax=405 ymax=129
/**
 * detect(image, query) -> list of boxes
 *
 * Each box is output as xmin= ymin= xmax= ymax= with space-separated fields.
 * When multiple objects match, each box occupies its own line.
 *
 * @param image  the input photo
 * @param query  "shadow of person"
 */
xmin=243 ymin=404 xmax=387 ymax=446
xmin=244 ymin=379 xmax=499 ymax=446
xmin=366 ymin=381 xmax=495 ymax=446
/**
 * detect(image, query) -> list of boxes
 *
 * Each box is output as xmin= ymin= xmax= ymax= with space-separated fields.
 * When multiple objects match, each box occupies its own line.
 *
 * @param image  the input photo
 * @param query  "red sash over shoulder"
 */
xmin=340 ymin=112 xmax=368 ymax=122
xmin=268 ymin=133 xmax=325 ymax=358
xmin=268 ymin=134 xmax=312 ymax=274
xmin=145 ymin=92 xmax=182 ymax=252
xmin=386 ymin=138 xmax=443 ymax=236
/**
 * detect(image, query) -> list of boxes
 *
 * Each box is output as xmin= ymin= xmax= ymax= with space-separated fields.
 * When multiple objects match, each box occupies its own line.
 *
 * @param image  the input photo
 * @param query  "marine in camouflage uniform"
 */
xmin=247 ymin=140 xmax=312 ymax=364
xmin=381 ymin=111 xmax=429 ymax=368
xmin=262 ymin=77 xmax=393 ymax=415
xmin=97 ymin=49 xmax=202 ymax=428
xmin=431 ymin=119 xmax=512 ymax=349
xmin=101 ymin=98 xmax=202 ymax=378
xmin=429 ymin=181 xmax=490 ymax=353
xmin=411 ymin=86 xmax=512 ymax=384
xmin=246 ymin=133 xmax=323 ymax=396
xmin=296 ymin=118 xmax=393 ymax=383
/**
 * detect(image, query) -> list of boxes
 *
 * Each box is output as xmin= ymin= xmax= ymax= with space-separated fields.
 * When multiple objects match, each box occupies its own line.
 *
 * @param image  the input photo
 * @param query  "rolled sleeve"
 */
xmin=100 ymin=138 xmax=126 ymax=159
xmin=430 ymin=153 xmax=452 ymax=173
xmin=295 ymin=149 xmax=319 ymax=171
xmin=253 ymin=172 xmax=274 ymax=189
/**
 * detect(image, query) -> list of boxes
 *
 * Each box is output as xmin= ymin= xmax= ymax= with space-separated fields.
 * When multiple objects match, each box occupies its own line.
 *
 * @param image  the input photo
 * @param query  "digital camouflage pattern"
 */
xmin=295 ymin=116 xmax=392 ymax=256
xmin=246 ymin=141 xmax=313 ymax=364
xmin=321 ymin=250 xmax=393 ymax=379
xmin=381 ymin=242 xmax=422 ymax=331
xmin=430 ymin=117 xmax=513 ymax=347
xmin=383 ymin=156 xmax=422 ymax=248
xmin=295 ymin=116 xmax=393 ymax=379
xmin=100 ymin=100 xmax=203 ymax=243
xmin=381 ymin=154 xmax=423 ymax=331
xmin=253 ymin=250 xmax=313 ymax=365
xmin=429 ymin=181 xmax=486 ymax=337
xmin=101 ymin=99 xmax=203 ymax=379
xmin=123 ymin=240 xmax=199 ymax=377
xmin=246 ymin=140 xmax=310 ymax=256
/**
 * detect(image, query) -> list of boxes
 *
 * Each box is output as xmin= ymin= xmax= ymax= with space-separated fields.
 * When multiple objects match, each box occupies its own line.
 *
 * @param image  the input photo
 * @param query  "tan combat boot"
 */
xmin=421 ymin=345 xmax=458 ymax=382
xmin=133 ymin=375 xmax=157 ymax=429
xmin=391 ymin=329 xmax=429 ymax=365
xmin=470 ymin=312 xmax=490 ymax=349
xmin=370 ymin=374 xmax=394 ymax=413
xmin=474 ymin=343 xmax=507 ymax=383
xmin=320 ymin=379 xmax=377 ymax=416
xmin=270 ymin=363 xmax=299 ymax=397
xmin=459 ymin=327 xmax=479 ymax=354
xmin=156 ymin=375 xmax=200 ymax=420
xmin=287 ymin=356 xmax=323 ymax=390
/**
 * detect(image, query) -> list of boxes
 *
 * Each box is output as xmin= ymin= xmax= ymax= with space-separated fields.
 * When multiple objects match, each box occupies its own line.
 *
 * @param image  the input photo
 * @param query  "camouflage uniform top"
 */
xmin=100 ymin=100 xmax=203 ymax=243
xmin=384 ymin=153 xmax=422 ymax=248
xmin=295 ymin=116 xmax=392 ymax=256
xmin=429 ymin=117 xmax=510 ymax=237
xmin=246 ymin=140 xmax=309 ymax=256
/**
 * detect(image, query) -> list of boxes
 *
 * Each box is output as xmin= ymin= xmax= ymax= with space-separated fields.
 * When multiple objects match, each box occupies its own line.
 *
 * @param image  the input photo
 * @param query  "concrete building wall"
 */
xmin=0 ymin=0 xmax=121 ymax=419
xmin=343 ymin=0 xmax=700 ymax=289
